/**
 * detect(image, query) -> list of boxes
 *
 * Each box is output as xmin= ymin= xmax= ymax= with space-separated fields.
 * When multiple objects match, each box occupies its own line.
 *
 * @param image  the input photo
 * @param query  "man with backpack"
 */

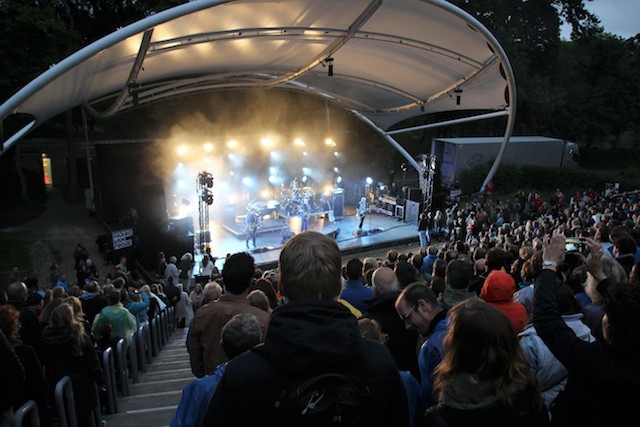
xmin=201 ymin=231 xmax=408 ymax=426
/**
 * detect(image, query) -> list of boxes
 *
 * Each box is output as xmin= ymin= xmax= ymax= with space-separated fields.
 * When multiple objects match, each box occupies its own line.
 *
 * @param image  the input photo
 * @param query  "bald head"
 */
xmin=371 ymin=267 xmax=398 ymax=294
xmin=7 ymin=282 xmax=28 ymax=302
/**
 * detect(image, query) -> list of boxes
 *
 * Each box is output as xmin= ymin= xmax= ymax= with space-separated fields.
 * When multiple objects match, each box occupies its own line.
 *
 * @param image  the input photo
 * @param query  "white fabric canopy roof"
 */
xmin=0 ymin=0 xmax=515 ymax=187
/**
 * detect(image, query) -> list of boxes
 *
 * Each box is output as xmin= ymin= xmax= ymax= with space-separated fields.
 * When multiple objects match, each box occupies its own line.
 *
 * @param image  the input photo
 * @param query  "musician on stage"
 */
xmin=245 ymin=209 xmax=260 ymax=250
xmin=300 ymin=197 xmax=311 ymax=232
xmin=357 ymin=196 xmax=367 ymax=231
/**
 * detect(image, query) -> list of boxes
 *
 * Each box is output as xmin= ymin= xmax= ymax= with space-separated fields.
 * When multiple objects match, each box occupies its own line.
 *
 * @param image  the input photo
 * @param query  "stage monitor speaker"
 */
xmin=405 ymin=200 xmax=420 ymax=225
xmin=333 ymin=193 xmax=344 ymax=218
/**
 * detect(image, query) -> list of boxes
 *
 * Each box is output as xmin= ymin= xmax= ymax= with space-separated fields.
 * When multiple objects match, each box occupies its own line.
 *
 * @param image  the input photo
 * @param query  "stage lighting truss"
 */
xmin=197 ymin=171 xmax=214 ymax=249
xmin=419 ymin=154 xmax=436 ymax=213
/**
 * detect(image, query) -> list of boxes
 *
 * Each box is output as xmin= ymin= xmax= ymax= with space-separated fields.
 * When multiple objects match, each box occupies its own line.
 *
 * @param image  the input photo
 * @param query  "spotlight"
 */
xmin=198 ymin=172 xmax=214 ymax=188
xmin=326 ymin=57 xmax=334 ymax=76
xmin=336 ymin=176 xmax=342 ymax=184
xmin=201 ymin=190 xmax=214 ymax=205
xmin=454 ymin=88 xmax=463 ymax=105
xmin=366 ymin=177 xmax=373 ymax=185
xmin=302 ymin=176 xmax=308 ymax=184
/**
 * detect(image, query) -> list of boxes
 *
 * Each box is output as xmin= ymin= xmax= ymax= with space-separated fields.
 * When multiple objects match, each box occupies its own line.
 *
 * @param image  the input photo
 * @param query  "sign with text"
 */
xmin=112 ymin=228 xmax=134 ymax=251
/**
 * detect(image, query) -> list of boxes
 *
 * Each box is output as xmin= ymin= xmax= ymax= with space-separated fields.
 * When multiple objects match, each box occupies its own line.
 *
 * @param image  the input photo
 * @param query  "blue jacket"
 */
xmin=418 ymin=311 xmax=448 ymax=409
xmin=171 ymin=363 xmax=226 ymax=427
xmin=340 ymin=279 xmax=374 ymax=313
xmin=127 ymin=291 xmax=149 ymax=326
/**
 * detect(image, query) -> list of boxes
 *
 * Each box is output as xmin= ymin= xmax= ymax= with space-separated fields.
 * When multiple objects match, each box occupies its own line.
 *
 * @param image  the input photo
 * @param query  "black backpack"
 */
xmin=272 ymin=371 xmax=374 ymax=427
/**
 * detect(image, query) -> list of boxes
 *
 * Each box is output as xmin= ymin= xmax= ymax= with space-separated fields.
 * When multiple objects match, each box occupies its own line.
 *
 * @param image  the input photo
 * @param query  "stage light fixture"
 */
xmin=201 ymin=190 xmax=214 ymax=205
xmin=336 ymin=176 xmax=342 ymax=184
xmin=366 ymin=177 xmax=373 ymax=185
xmin=454 ymin=88 xmax=463 ymax=105
xmin=302 ymin=176 xmax=308 ymax=184
xmin=326 ymin=57 xmax=334 ymax=76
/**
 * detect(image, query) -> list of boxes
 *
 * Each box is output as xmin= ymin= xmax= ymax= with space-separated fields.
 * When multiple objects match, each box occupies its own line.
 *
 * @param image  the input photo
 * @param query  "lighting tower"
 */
xmin=197 ymin=171 xmax=214 ymax=249
xmin=419 ymin=154 xmax=436 ymax=213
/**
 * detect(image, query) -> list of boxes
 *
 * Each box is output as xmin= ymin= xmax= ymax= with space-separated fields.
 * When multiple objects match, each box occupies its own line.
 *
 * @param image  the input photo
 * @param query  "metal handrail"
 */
xmin=54 ymin=376 xmax=77 ymax=427
xmin=128 ymin=331 xmax=139 ymax=384
xmin=116 ymin=338 xmax=130 ymax=397
xmin=101 ymin=347 xmax=118 ymax=414
xmin=14 ymin=400 xmax=41 ymax=427
xmin=137 ymin=325 xmax=147 ymax=373
xmin=150 ymin=317 xmax=159 ymax=357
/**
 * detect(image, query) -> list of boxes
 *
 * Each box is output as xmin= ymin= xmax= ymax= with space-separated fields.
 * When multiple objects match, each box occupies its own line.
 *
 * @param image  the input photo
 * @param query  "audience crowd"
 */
xmin=2 ymin=187 xmax=640 ymax=426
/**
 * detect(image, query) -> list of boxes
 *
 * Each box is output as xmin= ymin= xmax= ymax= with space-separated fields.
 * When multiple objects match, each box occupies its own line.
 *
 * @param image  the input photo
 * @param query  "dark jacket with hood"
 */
xmin=40 ymin=325 xmax=104 ymax=417
xmin=202 ymin=299 xmax=408 ymax=426
xmin=363 ymin=291 xmax=420 ymax=378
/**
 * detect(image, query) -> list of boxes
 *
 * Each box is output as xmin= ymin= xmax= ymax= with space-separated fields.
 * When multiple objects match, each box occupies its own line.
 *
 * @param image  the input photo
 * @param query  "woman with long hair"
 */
xmin=40 ymin=303 xmax=104 ymax=427
xmin=424 ymin=299 xmax=549 ymax=426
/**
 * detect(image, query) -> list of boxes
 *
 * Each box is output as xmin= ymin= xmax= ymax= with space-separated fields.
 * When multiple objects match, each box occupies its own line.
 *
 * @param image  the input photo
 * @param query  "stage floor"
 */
xmin=199 ymin=212 xmax=419 ymax=270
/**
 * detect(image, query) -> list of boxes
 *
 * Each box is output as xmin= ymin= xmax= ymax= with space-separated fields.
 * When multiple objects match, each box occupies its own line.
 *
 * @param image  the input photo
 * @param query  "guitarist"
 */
xmin=357 ymin=197 xmax=367 ymax=231
xmin=245 ymin=209 xmax=261 ymax=249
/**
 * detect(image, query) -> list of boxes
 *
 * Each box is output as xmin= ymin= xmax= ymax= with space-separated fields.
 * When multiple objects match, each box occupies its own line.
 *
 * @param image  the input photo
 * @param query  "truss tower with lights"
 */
xmin=197 ymin=171 xmax=214 ymax=250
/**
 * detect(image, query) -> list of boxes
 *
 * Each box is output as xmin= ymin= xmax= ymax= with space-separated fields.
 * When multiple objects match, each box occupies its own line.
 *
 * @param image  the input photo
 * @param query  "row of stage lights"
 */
xmin=198 ymin=172 xmax=214 ymax=206
xmin=176 ymin=137 xmax=338 ymax=156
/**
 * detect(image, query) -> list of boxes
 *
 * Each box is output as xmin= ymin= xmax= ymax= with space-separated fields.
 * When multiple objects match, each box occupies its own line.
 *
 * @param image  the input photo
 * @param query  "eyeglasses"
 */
xmin=401 ymin=303 xmax=418 ymax=322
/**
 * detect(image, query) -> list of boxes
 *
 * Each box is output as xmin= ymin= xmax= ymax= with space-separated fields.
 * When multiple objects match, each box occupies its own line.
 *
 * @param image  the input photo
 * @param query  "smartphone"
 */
xmin=565 ymin=237 xmax=587 ymax=255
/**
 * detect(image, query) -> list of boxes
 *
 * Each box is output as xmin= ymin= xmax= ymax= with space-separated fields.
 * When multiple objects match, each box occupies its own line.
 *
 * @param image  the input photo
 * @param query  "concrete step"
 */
xmin=103 ymin=405 xmax=177 ymax=427
xmin=140 ymin=367 xmax=193 ymax=382
xmin=153 ymin=353 xmax=188 ymax=364
xmin=118 ymin=390 xmax=182 ymax=412
xmin=130 ymin=377 xmax=193 ymax=395
xmin=147 ymin=359 xmax=191 ymax=373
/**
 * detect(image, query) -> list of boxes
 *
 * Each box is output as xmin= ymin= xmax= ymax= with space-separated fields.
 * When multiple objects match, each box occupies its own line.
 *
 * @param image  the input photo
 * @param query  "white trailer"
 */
xmin=430 ymin=136 xmax=580 ymax=189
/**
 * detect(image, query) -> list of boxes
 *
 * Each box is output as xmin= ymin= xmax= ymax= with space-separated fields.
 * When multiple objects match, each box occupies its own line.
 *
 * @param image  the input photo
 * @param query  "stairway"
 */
xmin=103 ymin=328 xmax=194 ymax=427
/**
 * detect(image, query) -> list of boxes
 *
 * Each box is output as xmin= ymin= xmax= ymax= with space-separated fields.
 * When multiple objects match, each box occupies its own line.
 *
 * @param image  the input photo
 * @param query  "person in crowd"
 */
xmin=429 ymin=259 xmax=447 ymax=297
xmin=437 ymin=259 xmax=477 ymax=310
xmin=202 ymin=231 xmax=408 ymax=425
xmin=91 ymin=289 xmax=137 ymax=342
xmin=199 ymin=254 xmax=216 ymax=281
xmin=612 ymin=235 xmax=636 ymax=275
xmin=421 ymin=245 xmax=439 ymax=283
xmin=581 ymin=256 xmax=628 ymax=341
xmin=157 ymin=251 xmax=168 ymax=278
xmin=179 ymin=252 xmax=194 ymax=291
xmin=423 ymin=299 xmax=549 ymax=426
xmin=384 ymin=249 xmax=399 ymax=268
xmin=358 ymin=317 xmax=422 ymax=427
xmin=164 ymin=256 xmax=180 ymax=286
xmin=480 ymin=270 xmax=528 ymax=334
xmin=189 ymin=283 xmax=205 ymax=313
xmin=0 ymin=329 xmax=24 ymax=427
xmin=362 ymin=266 xmax=419 ymax=379
xmin=7 ymin=281 xmax=41 ymax=353
xmin=40 ymin=303 xmax=104 ymax=427
xmin=250 ymin=278 xmax=279 ymax=310
xmin=175 ymin=283 xmax=191 ymax=328
xmin=126 ymin=287 xmax=150 ymax=326
xmin=0 ymin=304 xmax=50 ymax=427
xmin=418 ymin=210 xmax=431 ymax=248
xmin=533 ymin=234 xmax=640 ymax=426
xmin=396 ymin=283 xmax=447 ymax=409
xmin=164 ymin=276 xmax=181 ymax=307
xmin=339 ymin=257 xmax=374 ymax=313
xmin=171 ymin=313 xmax=263 ymax=427
xmin=247 ymin=289 xmax=271 ymax=314
xmin=79 ymin=281 xmax=108 ymax=327
xmin=189 ymin=252 xmax=270 ymax=377
xmin=518 ymin=283 xmax=595 ymax=417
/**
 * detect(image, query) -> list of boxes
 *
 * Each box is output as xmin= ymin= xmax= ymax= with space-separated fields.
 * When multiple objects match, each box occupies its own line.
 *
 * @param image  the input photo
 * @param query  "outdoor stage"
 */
xmin=196 ymin=210 xmax=419 ymax=271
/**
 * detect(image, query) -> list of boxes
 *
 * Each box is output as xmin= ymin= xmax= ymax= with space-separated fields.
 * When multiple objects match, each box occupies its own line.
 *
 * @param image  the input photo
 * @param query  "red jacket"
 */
xmin=480 ymin=270 xmax=528 ymax=333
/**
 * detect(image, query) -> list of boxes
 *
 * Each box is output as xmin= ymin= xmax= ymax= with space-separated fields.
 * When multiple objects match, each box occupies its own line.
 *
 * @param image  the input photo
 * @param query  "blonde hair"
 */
xmin=51 ymin=303 xmax=86 ymax=355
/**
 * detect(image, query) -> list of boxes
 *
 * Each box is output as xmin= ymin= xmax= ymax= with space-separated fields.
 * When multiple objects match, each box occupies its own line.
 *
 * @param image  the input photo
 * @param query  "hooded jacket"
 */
xmin=480 ymin=270 xmax=528 ymax=333
xmin=202 ymin=299 xmax=408 ymax=426
xmin=519 ymin=313 xmax=595 ymax=410
xmin=40 ymin=325 xmax=103 ymax=416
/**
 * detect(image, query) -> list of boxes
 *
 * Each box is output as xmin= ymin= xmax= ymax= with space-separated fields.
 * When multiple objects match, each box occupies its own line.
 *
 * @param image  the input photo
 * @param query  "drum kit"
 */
xmin=280 ymin=179 xmax=316 ymax=217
